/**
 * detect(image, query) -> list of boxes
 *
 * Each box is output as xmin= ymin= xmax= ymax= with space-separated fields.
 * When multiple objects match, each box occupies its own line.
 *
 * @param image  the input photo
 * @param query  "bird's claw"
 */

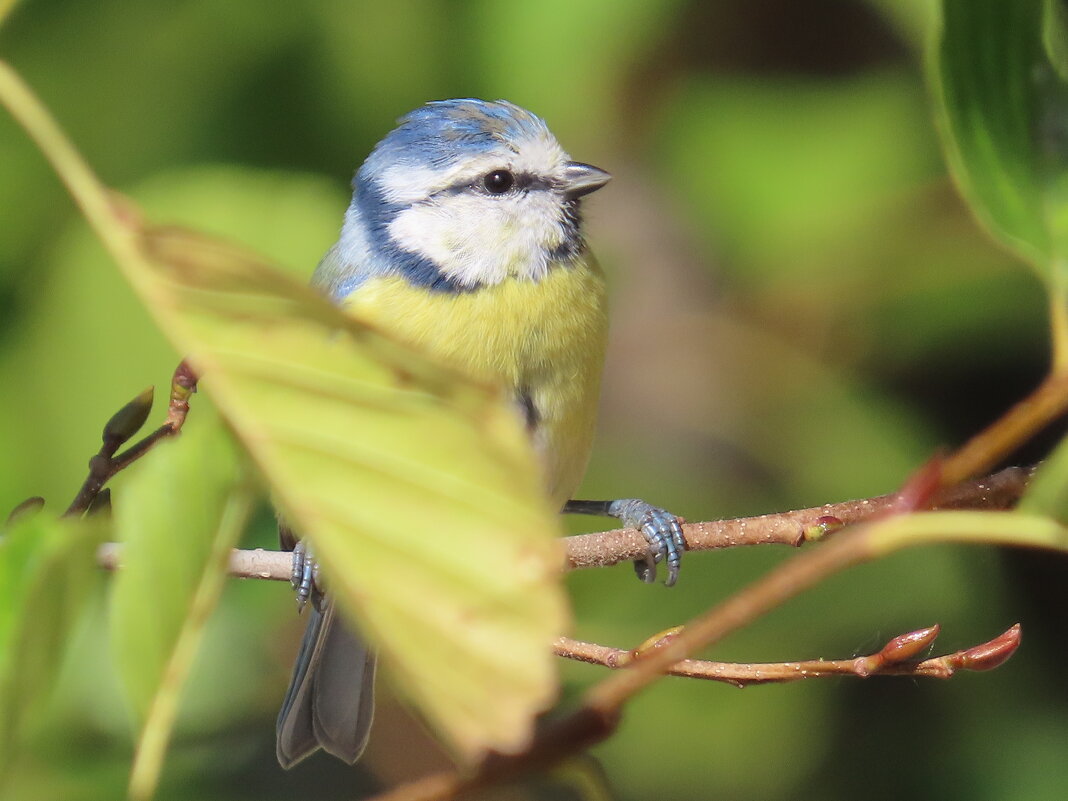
xmin=608 ymin=499 xmax=686 ymax=586
xmin=291 ymin=541 xmax=324 ymax=612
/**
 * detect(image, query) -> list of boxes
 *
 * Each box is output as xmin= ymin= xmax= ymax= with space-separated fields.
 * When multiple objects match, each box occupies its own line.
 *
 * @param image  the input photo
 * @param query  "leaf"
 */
xmin=139 ymin=226 xmax=568 ymax=762
xmin=930 ymin=1 xmax=1068 ymax=367
xmin=0 ymin=514 xmax=105 ymax=777
xmin=109 ymin=417 xmax=248 ymax=800
xmin=929 ymin=0 xmax=1052 ymax=268
xmin=0 ymin=63 xmax=568 ymax=761
xmin=1019 ymin=432 xmax=1068 ymax=522
xmin=930 ymin=1 xmax=1068 ymax=270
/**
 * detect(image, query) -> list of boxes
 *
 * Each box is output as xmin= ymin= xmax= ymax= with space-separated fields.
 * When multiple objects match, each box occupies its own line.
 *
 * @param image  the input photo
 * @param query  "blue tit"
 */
xmin=276 ymin=99 xmax=686 ymax=768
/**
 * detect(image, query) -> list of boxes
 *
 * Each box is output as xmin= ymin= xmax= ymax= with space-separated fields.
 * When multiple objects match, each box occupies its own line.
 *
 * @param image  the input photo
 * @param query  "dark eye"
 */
xmin=482 ymin=169 xmax=515 ymax=194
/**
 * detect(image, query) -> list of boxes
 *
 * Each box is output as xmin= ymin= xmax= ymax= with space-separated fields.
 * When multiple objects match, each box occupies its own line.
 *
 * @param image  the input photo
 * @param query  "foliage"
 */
xmin=0 ymin=514 xmax=104 ymax=778
xmin=2 ymin=2 xmax=1068 ymax=801
xmin=109 ymin=416 xmax=250 ymax=799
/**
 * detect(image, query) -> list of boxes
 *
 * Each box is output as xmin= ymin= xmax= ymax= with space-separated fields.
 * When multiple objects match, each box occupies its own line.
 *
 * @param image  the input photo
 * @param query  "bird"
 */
xmin=276 ymin=98 xmax=686 ymax=769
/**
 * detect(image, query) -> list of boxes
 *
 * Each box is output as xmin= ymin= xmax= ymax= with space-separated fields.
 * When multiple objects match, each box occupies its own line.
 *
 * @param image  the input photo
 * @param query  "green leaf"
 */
xmin=930 ymin=1 xmax=1068 ymax=365
xmin=109 ymin=417 xmax=247 ymax=800
xmin=929 ymin=0 xmax=1053 ymax=269
xmin=0 ymin=514 xmax=105 ymax=777
xmin=138 ymin=227 xmax=568 ymax=762
xmin=1019 ymin=435 xmax=1068 ymax=522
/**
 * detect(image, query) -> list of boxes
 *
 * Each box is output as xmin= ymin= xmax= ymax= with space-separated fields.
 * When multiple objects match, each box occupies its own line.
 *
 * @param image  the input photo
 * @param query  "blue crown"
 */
xmin=360 ymin=98 xmax=550 ymax=177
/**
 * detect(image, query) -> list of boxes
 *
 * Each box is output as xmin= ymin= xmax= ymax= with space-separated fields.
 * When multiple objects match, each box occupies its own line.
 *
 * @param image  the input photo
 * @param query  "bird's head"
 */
xmin=340 ymin=99 xmax=610 ymax=291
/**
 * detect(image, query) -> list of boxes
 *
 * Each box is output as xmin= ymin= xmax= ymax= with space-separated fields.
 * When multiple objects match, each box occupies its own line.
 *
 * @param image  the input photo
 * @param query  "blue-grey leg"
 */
xmin=292 ymin=539 xmax=320 ymax=611
xmin=276 ymin=539 xmax=377 ymax=768
xmin=564 ymin=499 xmax=687 ymax=586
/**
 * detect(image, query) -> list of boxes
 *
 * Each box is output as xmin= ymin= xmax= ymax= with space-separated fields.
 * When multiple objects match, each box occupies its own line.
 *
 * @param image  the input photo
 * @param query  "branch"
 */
xmin=564 ymin=464 xmax=1033 ymax=570
xmin=64 ymin=361 xmax=197 ymax=518
xmin=356 ymin=623 xmax=1025 ymax=801
xmin=95 ymin=542 xmax=289 ymax=580
xmin=554 ymin=623 xmax=1021 ymax=684
xmin=94 ymin=464 xmax=1033 ymax=581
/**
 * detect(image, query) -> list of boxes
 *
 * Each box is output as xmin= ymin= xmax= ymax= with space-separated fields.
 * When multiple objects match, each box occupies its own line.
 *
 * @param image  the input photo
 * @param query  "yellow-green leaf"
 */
xmin=0 ymin=514 xmax=105 ymax=777
xmin=141 ymin=226 xmax=568 ymax=762
xmin=1 ymin=60 xmax=569 ymax=761
xmin=109 ymin=417 xmax=248 ymax=799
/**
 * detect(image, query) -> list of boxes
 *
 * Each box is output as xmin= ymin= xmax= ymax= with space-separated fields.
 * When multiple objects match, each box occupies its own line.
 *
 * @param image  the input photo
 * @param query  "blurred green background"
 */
xmin=1 ymin=1 xmax=1065 ymax=799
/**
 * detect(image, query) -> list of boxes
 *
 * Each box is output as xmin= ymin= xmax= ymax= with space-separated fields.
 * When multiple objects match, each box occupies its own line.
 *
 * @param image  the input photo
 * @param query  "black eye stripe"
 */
xmin=430 ymin=171 xmax=555 ymax=198
xmin=518 ymin=174 xmax=554 ymax=191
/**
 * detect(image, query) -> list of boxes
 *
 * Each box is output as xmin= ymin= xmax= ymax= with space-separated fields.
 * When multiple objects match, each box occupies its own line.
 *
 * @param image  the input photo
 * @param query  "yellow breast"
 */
xmin=341 ymin=258 xmax=608 ymax=508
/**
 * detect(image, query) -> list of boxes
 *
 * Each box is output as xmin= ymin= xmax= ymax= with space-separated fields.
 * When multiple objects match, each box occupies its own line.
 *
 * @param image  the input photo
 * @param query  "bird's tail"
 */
xmin=276 ymin=601 xmax=376 ymax=768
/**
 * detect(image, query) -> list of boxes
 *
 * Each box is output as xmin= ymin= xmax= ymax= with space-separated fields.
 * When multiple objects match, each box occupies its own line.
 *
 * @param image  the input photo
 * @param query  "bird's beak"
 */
xmin=562 ymin=162 xmax=611 ymax=199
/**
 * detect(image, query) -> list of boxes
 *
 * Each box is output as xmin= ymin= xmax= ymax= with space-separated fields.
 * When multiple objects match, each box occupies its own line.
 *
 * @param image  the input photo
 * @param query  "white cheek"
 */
xmin=377 ymin=163 xmax=449 ymax=205
xmin=387 ymin=193 xmax=567 ymax=285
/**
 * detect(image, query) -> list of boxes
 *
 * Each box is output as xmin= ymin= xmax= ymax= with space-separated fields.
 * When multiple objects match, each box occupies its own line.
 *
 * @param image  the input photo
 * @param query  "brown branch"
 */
xmin=554 ymin=623 xmax=1021 ymax=684
xmin=564 ymin=464 xmax=1034 ymax=570
xmin=580 ymin=525 xmax=873 ymax=716
xmin=96 ymin=542 xmax=292 ymax=581
xmin=94 ymin=464 xmax=1033 ymax=581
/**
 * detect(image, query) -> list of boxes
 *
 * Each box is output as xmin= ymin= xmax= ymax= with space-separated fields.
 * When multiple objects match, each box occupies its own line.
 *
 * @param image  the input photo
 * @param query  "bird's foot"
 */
xmin=606 ymin=499 xmax=687 ymax=587
xmin=291 ymin=541 xmax=325 ymax=612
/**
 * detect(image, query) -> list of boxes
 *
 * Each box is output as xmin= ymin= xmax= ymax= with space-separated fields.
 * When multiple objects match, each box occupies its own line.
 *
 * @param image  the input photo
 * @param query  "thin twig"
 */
xmin=939 ymin=373 xmax=1068 ymax=486
xmin=64 ymin=361 xmax=197 ymax=518
xmin=554 ymin=623 xmax=1021 ymax=684
xmin=96 ymin=542 xmax=290 ymax=580
xmin=582 ymin=523 xmax=873 ymax=714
